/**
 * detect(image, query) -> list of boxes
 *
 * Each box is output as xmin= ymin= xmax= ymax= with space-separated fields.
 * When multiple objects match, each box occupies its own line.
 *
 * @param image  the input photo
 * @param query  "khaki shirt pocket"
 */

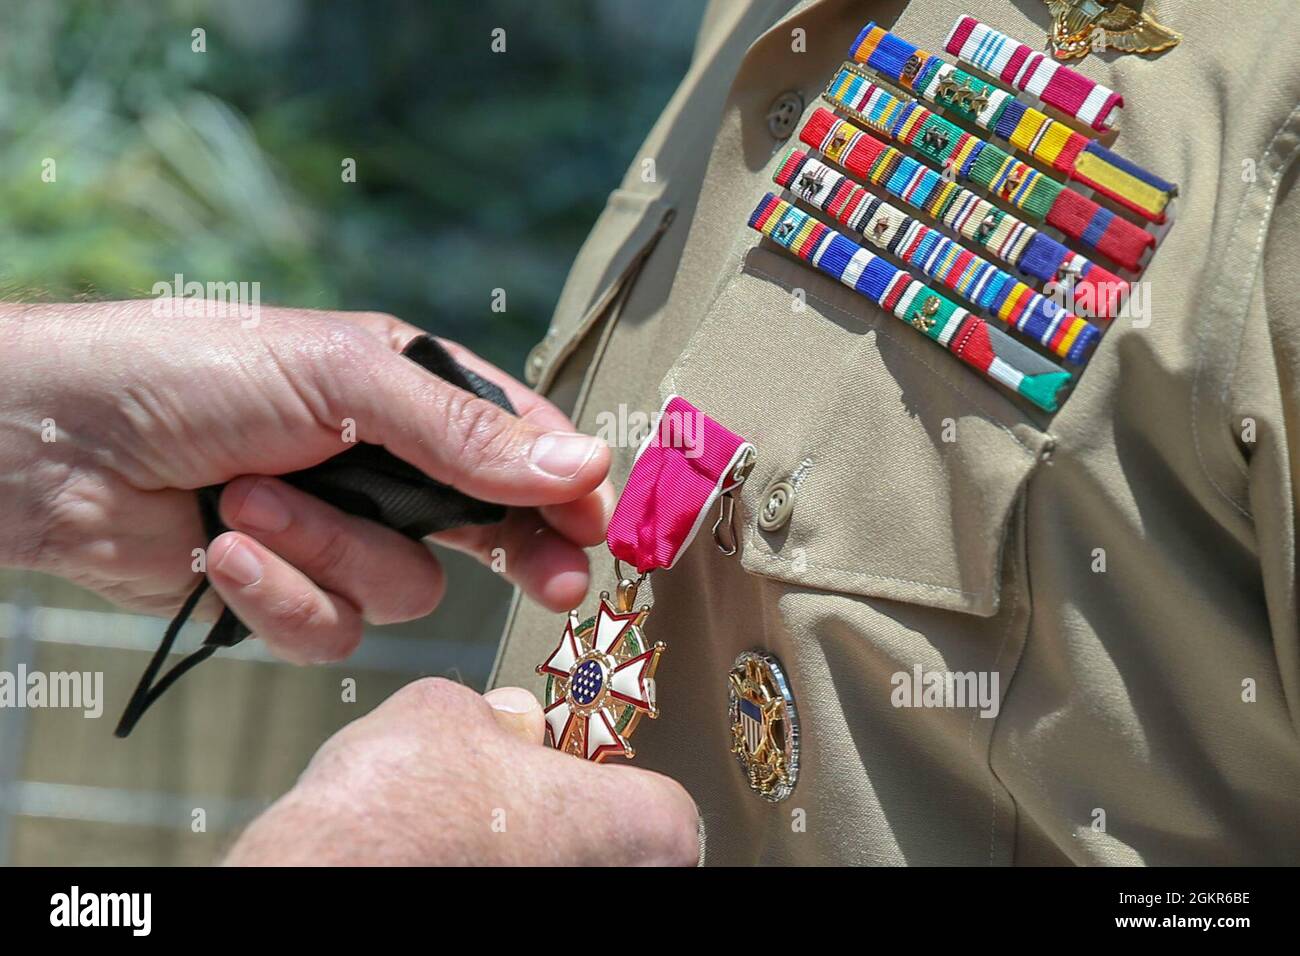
xmin=663 ymin=245 xmax=1053 ymax=617
xmin=525 ymin=188 xmax=674 ymax=393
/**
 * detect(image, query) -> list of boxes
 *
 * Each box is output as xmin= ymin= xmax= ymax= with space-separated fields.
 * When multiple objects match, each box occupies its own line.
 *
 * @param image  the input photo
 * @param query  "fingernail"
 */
xmin=530 ymin=432 xmax=602 ymax=479
xmin=233 ymin=480 xmax=291 ymax=533
xmin=484 ymin=686 xmax=539 ymax=714
xmin=215 ymin=540 xmax=263 ymax=587
xmin=236 ymin=481 xmax=295 ymax=535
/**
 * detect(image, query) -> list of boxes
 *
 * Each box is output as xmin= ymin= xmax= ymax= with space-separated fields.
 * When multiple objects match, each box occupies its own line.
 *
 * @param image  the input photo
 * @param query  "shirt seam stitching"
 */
xmin=1191 ymin=103 xmax=1300 ymax=519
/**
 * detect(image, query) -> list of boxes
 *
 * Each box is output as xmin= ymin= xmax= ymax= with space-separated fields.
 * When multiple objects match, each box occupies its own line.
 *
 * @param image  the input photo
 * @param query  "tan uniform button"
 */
xmin=524 ymin=342 xmax=549 ymax=385
xmin=766 ymin=91 xmax=804 ymax=140
xmin=758 ymin=479 xmax=796 ymax=531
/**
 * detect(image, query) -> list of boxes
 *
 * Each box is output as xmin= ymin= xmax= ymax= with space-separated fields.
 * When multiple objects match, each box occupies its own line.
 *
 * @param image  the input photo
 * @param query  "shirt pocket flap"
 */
xmin=664 ymin=245 xmax=1053 ymax=617
xmin=527 ymin=189 xmax=673 ymax=391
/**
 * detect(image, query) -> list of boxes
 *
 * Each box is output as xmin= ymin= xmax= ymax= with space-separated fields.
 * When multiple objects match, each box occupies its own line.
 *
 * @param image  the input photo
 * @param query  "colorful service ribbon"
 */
xmin=822 ymin=70 xmax=1154 ymax=273
xmin=749 ymin=193 xmax=1071 ymax=413
xmin=607 ymin=395 xmax=755 ymax=575
xmin=775 ymin=149 xmax=1101 ymax=364
xmin=945 ymin=14 xmax=1123 ymax=133
xmin=850 ymin=22 xmax=1176 ymax=223
xmin=795 ymin=109 xmax=1125 ymax=321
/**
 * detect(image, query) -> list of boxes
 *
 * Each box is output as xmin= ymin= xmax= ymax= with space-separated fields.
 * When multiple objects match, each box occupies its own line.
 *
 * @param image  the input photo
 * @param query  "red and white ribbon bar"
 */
xmin=945 ymin=14 xmax=1123 ymax=133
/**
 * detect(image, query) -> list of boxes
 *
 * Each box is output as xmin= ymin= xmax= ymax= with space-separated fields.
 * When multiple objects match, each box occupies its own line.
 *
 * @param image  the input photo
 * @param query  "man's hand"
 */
xmin=0 ymin=301 xmax=612 ymax=663
xmin=224 ymin=679 xmax=701 ymax=866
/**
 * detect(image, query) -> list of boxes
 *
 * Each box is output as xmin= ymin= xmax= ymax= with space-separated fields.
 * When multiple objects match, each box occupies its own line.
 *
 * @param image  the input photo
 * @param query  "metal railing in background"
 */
xmin=0 ymin=566 xmax=502 ymax=865
xmin=0 ymin=596 xmax=38 ymax=865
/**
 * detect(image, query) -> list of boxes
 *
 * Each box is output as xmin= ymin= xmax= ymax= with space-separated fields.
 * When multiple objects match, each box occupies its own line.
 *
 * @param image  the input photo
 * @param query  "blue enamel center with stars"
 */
xmin=571 ymin=659 xmax=605 ymax=706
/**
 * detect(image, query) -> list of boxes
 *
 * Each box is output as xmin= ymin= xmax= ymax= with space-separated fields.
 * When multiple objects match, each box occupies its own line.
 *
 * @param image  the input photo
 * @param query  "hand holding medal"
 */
xmin=537 ymin=395 xmax=755 ymax=762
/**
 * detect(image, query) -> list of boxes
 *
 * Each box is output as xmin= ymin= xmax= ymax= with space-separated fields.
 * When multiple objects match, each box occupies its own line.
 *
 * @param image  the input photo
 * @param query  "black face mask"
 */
xmin=114 ymin=335 xmax=516 ymax=737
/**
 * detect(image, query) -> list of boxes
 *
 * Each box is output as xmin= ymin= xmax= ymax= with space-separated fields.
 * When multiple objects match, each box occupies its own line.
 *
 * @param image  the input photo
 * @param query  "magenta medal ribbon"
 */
xmin=537 ymin=395 xmax=755 ymax=762
xmin=607 ymin=395 xmax=755 ymax=574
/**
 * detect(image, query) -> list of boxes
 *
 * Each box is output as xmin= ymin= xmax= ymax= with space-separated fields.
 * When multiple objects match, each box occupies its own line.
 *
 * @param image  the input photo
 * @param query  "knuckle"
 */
xmin=349 ymin=310 xmax=399 ymax=327
xmin=620 ymin=771 xmax=701 ymax=866
xmin=266 ymin=586 xmax=326 ymax=637
xmin=352 ymin=311 xmax=409 ymax=350
xmin=306 ymin=723 xmax=355 ymax=770
xmin=392 ymin=676 xmax=476 ymax=715
xmin=320 ymin=323 xmax=387 ymax=393
xmin=442 ymin=391 xmax=520 ymax=475
xmin=312 ymin=520 xmax=357 ymax=584
xmin=277 ymin=321 xmax=383 ymax=427
xmin=322 ymin=319 xmax=377 ymax=358
xmin=296 ymin=319 xmax=377 ymax=375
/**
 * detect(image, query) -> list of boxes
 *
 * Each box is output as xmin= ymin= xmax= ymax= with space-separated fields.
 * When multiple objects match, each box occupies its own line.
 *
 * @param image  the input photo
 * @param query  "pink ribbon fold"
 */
xmin=607 ymin=395 xmax=752 ymax=574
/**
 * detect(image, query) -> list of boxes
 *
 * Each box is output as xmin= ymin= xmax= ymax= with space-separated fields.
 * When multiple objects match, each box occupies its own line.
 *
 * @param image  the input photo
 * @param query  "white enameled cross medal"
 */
xmin=537 ymin=575 xmax=663 ymax=762
xmin=535 ymin=394 xmax=755 ymax=763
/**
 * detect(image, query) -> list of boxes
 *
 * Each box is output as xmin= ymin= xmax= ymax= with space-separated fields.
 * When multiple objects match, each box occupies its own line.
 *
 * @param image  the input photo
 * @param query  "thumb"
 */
xmin=483 ymin=686 xmax=545 ymax=744
xmin=315 ymin=336 xmax=609 ymax=506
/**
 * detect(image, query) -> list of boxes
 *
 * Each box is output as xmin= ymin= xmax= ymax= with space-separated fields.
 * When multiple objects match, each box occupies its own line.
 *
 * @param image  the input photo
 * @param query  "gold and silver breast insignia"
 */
xmin=1043 ymin=1 xmax=1180 ymax=60
xmin=728 ymin=651 xmax=799 ymax=801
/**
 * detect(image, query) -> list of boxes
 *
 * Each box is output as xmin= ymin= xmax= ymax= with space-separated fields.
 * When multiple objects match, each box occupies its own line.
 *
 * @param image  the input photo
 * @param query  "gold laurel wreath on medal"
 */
xmin=1043 ymin=1 xmax=1181 ymax=60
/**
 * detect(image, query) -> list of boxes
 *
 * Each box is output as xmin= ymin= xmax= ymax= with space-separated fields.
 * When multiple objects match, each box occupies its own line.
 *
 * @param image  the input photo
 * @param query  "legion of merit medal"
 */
xmin=538 ymin=394 xmax=755 ymax=762
xmin=537 ymin=582 xmax=662 ymax=762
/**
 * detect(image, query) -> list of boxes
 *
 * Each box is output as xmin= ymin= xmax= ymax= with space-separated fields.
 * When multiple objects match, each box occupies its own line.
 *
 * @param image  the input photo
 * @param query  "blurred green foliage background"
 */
xmin=0 ymin=0 xmax=701 ymax=368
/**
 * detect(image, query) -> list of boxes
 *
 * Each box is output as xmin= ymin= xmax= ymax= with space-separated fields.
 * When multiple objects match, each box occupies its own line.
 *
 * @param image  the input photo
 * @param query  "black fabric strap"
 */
xmin=114 ymin=579 xmax=215 ymax=737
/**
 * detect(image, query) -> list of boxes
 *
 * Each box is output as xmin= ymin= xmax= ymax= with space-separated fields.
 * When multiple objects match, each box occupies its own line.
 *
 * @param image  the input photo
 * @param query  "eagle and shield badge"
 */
xmin=728 ymin=651 xmax=799 ymax=801
xmin=1043 ymin=0 xmax=1181 ymax=60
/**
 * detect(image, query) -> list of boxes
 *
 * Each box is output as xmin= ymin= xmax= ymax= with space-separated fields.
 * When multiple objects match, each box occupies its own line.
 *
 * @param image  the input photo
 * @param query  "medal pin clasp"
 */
xmin=712 ymin=446 xmax=756 ymax=556
xmin=713 ymin=494 xmax=740 ymax=556
xmin=611 ymin=559 xmax=650 ymax=612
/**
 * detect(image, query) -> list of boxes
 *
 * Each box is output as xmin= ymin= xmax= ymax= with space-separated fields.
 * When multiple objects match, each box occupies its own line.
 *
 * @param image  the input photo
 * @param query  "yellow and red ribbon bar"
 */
xmin=822 ymin=68 xmax=1155 ymax=273
xmin=850 ymin=21 xmax=1176 ymax=223
xmin=775 ymin=149 xmax=1102 ymax=364
xmin=796 ymin=108 xmax=1126 ymax=321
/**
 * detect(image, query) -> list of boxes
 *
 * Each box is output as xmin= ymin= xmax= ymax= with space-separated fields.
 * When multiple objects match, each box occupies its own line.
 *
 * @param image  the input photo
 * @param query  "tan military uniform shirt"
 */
xmin=491 ymin=0 xmax=1300 ymax=864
